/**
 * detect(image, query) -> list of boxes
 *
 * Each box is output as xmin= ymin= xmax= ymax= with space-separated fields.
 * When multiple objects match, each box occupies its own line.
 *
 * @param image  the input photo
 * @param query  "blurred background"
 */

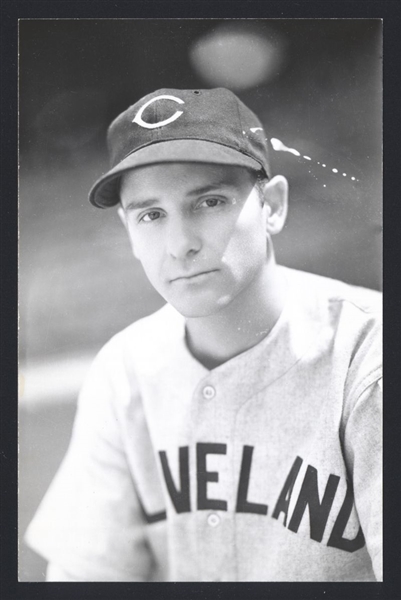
xmin=18 ymin=19 xmax=382 ymax=580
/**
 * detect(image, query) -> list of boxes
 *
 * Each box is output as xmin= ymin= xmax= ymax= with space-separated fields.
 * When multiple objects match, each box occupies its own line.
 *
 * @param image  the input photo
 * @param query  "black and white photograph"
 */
xmin=17 ymin=17 xmax=384 ymax=585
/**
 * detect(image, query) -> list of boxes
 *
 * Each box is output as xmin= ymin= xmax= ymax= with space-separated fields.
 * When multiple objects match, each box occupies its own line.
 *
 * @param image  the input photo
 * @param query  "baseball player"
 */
xmin=25 ymin=88 xmax=382 ymax=582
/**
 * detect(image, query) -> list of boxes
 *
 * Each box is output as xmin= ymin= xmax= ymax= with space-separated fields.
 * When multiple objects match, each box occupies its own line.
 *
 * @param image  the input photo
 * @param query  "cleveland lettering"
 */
xmin=140 ymin=444 xmax=366 ymax=554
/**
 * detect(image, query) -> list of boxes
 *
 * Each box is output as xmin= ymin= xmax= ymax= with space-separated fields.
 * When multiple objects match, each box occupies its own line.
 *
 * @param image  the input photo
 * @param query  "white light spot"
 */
xmin=303 ymin=155 xmax=311 ymax=160
xmin=332 ymin=168 xmax=338 ymax=173
xmin=323 ymin=184 xmax=326 ymax=188
xmin=242 ymin=130 xmax=246 ymax=134
xmin=343 ymin=173 xmax=347 ymax=176
xmin=322 ymin=164 xmax=326 ymax=167
xmin=270 ymin=137 xmax=301 ymax=157
xmin=250 ymin=127 xmax=263 ymax=133
xmin=351 ymin=177 xmax=356 ymax=181
xmin=189 ymin=25 xmax=286 ymax=90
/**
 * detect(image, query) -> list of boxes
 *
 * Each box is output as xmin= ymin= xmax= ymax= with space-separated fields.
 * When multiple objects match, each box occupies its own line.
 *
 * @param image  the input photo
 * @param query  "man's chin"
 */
xmin=166 ymin=293 xmax=233 ymax=320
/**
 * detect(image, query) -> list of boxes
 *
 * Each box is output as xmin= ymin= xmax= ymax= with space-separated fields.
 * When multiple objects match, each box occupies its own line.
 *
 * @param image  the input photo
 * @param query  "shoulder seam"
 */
xmin=328 ymin=295 xmax=382 ymax=316
xmin=353 ymin=366 xmax=382 ymax=403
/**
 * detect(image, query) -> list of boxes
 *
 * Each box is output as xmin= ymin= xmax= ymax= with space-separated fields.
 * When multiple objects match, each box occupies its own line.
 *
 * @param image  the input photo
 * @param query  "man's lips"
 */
xmin=170 ymin=269 xmax=219 ymax=282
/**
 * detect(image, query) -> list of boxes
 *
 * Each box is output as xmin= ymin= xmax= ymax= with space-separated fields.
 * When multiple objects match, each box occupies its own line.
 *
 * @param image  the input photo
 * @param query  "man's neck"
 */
xmin=184 ymin=261 xmax=288 ymax=370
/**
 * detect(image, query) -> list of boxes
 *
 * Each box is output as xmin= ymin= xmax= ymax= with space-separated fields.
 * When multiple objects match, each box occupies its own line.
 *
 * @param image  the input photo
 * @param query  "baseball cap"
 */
xmin=89 ymin=88 xmax=271 ymax=208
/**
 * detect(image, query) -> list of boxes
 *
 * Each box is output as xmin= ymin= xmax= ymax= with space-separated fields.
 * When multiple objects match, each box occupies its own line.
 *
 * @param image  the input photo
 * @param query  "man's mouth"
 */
xmin=170 ymin=269 xmax=219 ymax=283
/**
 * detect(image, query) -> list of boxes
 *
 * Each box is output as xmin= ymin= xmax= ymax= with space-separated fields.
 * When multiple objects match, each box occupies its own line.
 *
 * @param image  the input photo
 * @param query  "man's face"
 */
xmin=120 ymin=162 xmax=272 ymax=318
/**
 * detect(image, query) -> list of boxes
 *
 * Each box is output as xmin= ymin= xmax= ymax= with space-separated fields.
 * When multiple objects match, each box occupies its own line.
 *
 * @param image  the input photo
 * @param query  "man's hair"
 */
xmin=255 ymin=171 xmax=269 ymax=206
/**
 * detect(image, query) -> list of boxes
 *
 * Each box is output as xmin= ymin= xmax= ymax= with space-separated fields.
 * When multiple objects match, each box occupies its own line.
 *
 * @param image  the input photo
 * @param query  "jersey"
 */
xmin=25 ymin=267 xmax=382 ymax=582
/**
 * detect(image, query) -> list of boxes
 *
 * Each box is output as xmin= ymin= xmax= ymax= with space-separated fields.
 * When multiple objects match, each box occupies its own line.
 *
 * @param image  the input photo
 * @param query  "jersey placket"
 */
xmin=190 ymin=376 xmax=238 ymax=581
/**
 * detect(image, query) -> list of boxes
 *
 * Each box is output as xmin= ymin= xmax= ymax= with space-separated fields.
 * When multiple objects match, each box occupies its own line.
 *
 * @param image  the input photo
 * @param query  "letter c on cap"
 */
xmin=133 ymin=95 xmax=185 ymax=129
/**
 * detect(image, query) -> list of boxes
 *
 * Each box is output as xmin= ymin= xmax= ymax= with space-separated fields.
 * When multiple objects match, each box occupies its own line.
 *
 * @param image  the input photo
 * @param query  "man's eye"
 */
xmin=141 ymin=210 xmax=162 ymax=222
xmin=199 ymin=198 xmax=224 ymax=208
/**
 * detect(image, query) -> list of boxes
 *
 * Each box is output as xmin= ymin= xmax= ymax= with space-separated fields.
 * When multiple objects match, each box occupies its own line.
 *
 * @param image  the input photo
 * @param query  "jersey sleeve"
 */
xmin=342 ymin=375 xmax=382 ymax=581
xmin=24 ymin=341 xmax=155 ymax=581
xmin=46 ymin=562 xmax=84 ymax=582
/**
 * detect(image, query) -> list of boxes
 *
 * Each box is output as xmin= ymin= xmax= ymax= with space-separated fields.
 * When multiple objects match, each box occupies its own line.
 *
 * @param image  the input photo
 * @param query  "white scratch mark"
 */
xmin=270 ymin=138 xmax=301 ymax=157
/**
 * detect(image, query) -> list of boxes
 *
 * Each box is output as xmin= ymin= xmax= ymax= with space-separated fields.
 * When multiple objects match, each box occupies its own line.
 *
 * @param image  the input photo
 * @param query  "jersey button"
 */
xmin=207 ymin=513 xmax=220 ymax=527
xmin=202 ymin=385 xmax=215 ymax=399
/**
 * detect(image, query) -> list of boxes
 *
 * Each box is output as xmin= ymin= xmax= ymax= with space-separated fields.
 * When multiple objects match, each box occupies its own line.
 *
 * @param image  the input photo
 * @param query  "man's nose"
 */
xmin=166 ymin=215 xmax=202 ymax=260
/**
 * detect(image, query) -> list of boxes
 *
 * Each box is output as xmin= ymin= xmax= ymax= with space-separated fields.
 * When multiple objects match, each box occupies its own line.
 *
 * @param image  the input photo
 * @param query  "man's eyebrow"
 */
xmin=123 ymin=198 xmax=158 ymax=212
xmin=186 ymin=181 xmax=237 ymax=197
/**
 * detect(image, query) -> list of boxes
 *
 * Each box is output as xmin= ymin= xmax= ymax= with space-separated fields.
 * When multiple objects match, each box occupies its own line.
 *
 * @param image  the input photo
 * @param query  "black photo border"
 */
xmin=1 ymin=1 xmax=400 ymax=599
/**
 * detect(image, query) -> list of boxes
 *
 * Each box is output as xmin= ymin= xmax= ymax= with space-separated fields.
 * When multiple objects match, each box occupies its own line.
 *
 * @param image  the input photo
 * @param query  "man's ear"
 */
xmin=260 ymin=175 xmax=288 ymax=235
xmin=117 ymin=206 xmax=140 ymax=260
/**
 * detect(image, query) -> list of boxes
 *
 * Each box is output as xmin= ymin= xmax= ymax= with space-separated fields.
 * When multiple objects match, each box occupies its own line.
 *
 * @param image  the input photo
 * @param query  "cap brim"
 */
xmin=89 ymin=139 xmax=265 ymax=208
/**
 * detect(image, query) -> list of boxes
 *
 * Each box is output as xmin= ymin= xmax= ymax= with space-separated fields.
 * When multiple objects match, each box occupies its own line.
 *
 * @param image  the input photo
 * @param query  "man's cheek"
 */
xmin=141 ymin=259 xmax=166 ymax=292
xmin=224 ymin=230 xmax=260 ymax=265
xmin=133 ymin=237 xmax=156 ymax=264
